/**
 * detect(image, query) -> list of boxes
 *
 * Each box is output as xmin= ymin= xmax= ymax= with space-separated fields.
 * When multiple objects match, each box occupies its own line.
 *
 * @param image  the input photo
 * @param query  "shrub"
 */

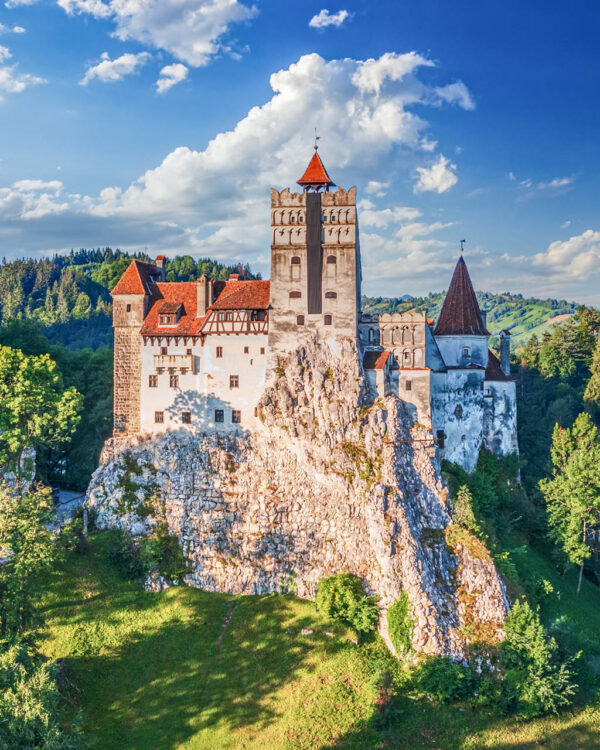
xmin=139 ymin=521 xmax=187 ymax=581
xmin=411 ymin=656 xmax=475 ymax=703
xmin=107 ymin=531 xmax=145 ymax=580
xmin=316 ymin=573 xmax=379 ymax=635
xmin=387 ymin=592 xmax=414 ymax=655
xmin=451 ymin=485 xmax=481 ymax=536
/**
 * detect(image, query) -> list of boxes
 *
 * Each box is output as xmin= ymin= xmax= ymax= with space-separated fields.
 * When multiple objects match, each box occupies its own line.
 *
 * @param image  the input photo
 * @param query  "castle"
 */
xmin=111 ymin=149 xmax=517 ymax=473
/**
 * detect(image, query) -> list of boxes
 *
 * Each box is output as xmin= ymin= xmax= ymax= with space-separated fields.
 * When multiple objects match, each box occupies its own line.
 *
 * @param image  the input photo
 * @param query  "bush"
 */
xmin=107 ymin=531 xmax=145 ymax=580
xmin=316 ymin=574 xmax=379 ymax=635
xmin=387 ymin=593 xmax=414 ymax=655
xmin=139 ymin=521 xmax=187 ymax=581
xmin=411 ymin=656 xmax=475 ymax=703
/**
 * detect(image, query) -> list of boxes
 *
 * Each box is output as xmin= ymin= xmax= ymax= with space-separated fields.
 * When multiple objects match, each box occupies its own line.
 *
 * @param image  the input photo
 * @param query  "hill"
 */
xmin=362 ymin=291 xmax=579 ymax=349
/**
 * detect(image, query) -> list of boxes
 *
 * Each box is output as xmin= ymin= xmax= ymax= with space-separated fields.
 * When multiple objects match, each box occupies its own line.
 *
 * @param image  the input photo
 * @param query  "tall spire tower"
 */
xmin=267 ymin=148 xmax=361 ymax=364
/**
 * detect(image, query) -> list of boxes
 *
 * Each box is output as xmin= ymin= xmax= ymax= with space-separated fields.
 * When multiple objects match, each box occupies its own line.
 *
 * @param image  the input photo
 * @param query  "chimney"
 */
xmin=228 ymin=273 xmax=240 ymax=281
xmin=480 ymin=308 xmax=487 ymax=329
xmin=155 ymin=255 xmax=167 ymax=281
xmin=500 ymin=329 xmax=511 ymax=375
xmin=197 ymin=275 xmax=209 ymax=317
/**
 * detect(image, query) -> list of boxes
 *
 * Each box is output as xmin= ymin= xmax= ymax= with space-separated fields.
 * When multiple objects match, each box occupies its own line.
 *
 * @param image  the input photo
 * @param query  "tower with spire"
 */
xmin=268 ymin=147 xmax=361 ymax=364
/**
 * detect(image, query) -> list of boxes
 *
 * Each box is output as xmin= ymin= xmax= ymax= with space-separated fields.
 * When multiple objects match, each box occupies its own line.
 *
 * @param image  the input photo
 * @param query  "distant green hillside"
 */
xmin=362 ymin=291 xmax=580 ymax=349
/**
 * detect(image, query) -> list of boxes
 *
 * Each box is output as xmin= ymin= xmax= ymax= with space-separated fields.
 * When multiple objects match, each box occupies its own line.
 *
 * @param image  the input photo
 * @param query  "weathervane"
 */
xmin=460 ymin=239 xmax=466 ymax=254
xmin=314 ymin=127 xmax=320 ymax=151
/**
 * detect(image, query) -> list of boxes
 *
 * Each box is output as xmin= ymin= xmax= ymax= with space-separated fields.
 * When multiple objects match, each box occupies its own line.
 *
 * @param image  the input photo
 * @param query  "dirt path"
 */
xmin=215 ymin=600 xmax=238 ymax=651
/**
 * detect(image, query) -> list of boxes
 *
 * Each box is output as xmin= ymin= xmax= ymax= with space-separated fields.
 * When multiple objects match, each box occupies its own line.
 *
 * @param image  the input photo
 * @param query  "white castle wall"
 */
xmin=483 ymin=380 xmax=519 ymax=457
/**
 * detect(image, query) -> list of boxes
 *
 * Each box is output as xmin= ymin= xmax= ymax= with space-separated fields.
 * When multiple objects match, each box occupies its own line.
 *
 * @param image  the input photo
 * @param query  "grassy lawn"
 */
xmin=36 ymin=532 xmax=600 ymax=750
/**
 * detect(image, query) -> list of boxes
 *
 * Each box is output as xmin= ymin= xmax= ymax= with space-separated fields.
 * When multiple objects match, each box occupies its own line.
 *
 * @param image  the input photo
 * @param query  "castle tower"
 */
xmin=268 ymin=149 xmax=361 ymax=362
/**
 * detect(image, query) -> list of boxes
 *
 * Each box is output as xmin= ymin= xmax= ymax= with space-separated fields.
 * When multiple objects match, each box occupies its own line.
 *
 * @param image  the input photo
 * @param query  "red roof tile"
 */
xmin=434 ymin=256 xmax=489 ymax=336
xmin=485 ymin=350 xmax=512 ymax=382
xmin=111 ymin=260 xmax=161 ymax=296
xmin=297 ymin=150 xmax=335 ymax=188
xmin=158 ymin=301 xmax=182 ymax=314
xmin=209 ymin=280 xmax=271 ymax=310
xmin=363 ymin=350 xmax=392 ymax=370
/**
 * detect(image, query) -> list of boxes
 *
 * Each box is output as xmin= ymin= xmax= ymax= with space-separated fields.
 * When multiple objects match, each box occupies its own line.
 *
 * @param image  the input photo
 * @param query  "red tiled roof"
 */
xmin=140 ymin=279 xmax=270 ymax=336
xmin=297 ymin=150 xmax=335 ymax=187
xmin=485 ymin=350 xmax=512 ymax=382
xmin=111 ymin=260 xmax=161 ymax=296
xmin=158 ymin=302 xmax=182 ymax=314
xmin=363 ymin=350 xmax=392 ymax=370
xmin=434 ymin=256 xmax=489 ymax=336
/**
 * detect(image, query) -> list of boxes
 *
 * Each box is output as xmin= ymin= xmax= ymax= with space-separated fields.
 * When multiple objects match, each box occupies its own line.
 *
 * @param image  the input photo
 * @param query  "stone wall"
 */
xmin=88 ymin=337 xmax=508 ymax=658
xmin=113 ymin=294 xmax=144 ymax=435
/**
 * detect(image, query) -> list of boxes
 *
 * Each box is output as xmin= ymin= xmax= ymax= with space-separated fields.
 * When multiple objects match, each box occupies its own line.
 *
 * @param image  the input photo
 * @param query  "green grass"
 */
xmin=36 ymin=532 xmax=600 ymax=750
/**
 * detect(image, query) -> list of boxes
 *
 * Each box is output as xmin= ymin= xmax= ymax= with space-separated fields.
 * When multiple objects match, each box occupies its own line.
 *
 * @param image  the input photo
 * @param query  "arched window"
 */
xmin=324 ymin=291 xmax=337 ymax=299
xmin=368 ymin=328 xmax=375 ymax=343
xmin=324 ymin=314 xmax=332 ymax=326
xmin=326 ymin=255 xmax=336 ymax=264
xmin=291 ymin=215 xmax=296 ymax=223
xmin=291 ymin=256 xmax=301 ymax=265
xmin=289 ymin=291 xmax=301 ymax=299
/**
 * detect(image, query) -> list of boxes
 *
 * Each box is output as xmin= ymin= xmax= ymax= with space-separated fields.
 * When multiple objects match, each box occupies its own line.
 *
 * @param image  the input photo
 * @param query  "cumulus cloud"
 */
xmin=434 ymin=81 xmax=475 ymax=110
xmin=0 ymin=46 xmax=45 ymax=99
xmin=529 ymin=229 xmax=600 ymax=280
xmin=414 ymin=154 xmax=457 ymax=194
xmin=155 ymin=63 xmax=188 ymax=93
xmin=309 ymin=9 xmax=350 ymax=29
xmin=57 ymin=0 xmax=257 ymax=67
xmin=80 ymin=51 xmax=151 ymax=85
xmin=0 ymin=179 xmax=68 ymax=219
xmin=358 ymin=202 xmax=421 ymax=228
xmin=365 ymin=180 xmax=389 ymax=197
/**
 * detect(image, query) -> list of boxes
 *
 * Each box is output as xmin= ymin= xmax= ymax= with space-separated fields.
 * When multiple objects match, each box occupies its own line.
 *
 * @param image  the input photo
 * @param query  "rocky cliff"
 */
xmin=87 ymin=337 xmax=508 ymax=658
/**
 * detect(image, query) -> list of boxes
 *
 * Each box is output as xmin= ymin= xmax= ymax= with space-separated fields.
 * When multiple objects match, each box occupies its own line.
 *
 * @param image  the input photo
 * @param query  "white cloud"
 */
xmin=508 ymin=171 xmax=516 ymax=181
xmin=434 ymin=81 xmax=475 ymax=110
xmin=365 ymin=180 xmax=389 ymax=197
xmin=359 ymin=203 xmax=422 ymax=228
xmin=561 ymin=220 xmax=571 ymax=229
xmin=4 ymin=0 xmax=37 ymax=6
xmin=352 ymin=51 xmax=434 ymax=95
xmin=530 ymin=229 xmax=600 ymax=280
xmin=537 ymin=175 xmax=575 ymax=190
xmin=420 ymin=137 xmax=437 ymax=152
xmin=80 ymin=51 xmax=151 ymax=85
xmin=0 ymin=23 xmax=25 ymax=32
xmin=155 ymin=63 xmax=188 ymax=93
xmin=414 ymin=154 xmax=457 ymax=194
xmin=57 ymin=0 xmax=258 ymax=67
xmin=0 ymin=179 xmax=68 ymax=219
xmin=309 ymin=9 xmax=350 ymax=29
xmin=0 ymin=45 xmax=10 ymax=61
xmin=0 ymin=47 xmax=45 ymax=99
xmin=513 ymin=172 xmax=576 ymax=199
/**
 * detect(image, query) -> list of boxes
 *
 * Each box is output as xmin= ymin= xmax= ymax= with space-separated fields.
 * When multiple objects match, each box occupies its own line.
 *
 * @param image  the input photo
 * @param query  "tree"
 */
xmin=0 ymin=346 xmax=82 ymax=491
xmin=540 ymin=413 xmax=600 ymax=593
xmin=584 ymin=335 xmax=600 ymax=406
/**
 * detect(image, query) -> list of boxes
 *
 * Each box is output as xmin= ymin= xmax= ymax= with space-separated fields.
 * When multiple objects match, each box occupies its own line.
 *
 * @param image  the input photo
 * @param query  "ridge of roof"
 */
xmin=297 ymin=150 xmax=335 ymax=187
xmin=434 ymin=256 xmax=489 ymax=336
xmin=111 ymin=259 xmax=160 ymax=296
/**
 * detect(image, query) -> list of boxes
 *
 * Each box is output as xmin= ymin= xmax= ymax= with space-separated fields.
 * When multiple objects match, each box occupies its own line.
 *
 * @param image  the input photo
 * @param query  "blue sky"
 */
xmin=1 ymin=0 xmax=600 ymax=304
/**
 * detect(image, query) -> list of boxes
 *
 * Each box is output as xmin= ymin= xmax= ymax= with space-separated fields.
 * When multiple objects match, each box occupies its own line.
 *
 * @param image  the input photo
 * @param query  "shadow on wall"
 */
xmin=162 ymin=389 xmax=251 ymax=438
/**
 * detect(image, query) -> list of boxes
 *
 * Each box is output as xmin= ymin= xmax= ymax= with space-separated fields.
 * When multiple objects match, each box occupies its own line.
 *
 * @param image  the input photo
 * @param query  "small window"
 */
xmin=436 ymin=430 xmax=445 ymax=449
xmin=216 ymin=346 xmax=223 ymax=358
xmin=161 ymin=346 xmax=168 ymax=355
xmin=463 ymin=347 xmax=470 ymax=357
xmin=260 ymin=347 xmax=265 ymax=355
xmin=230 ymin=374 xmax=239 ymax=389
xmin=169 ymin=374 xmax=179 ymax=388
xmin=291 ymin=216 xmax=296 ymax=223
xmin=324 ymin=314 xmax=332 ymax=326
xmin=215 ymin=409 xmax=224 ymax=423
xmin=226 ymin=312 xmax=233 ymax=321
xmin=404 ymin=351 xmax=411 ymax=360
xmin=454 ymin=404 xmax=463 ymax=420
xmin=244 ymin=346 xmax=249 ymax=354
xmin=405 ymin=380 xmax=412 ymax=391
xmin=291 ymin=256 xmax=301 ymax=265
xmin=254 ymin=407 xmax=258 ymax=417
xmin=325 ymin=291 xmax=337 ymax=299
xmin=297 ymin=315 xmax=305 ymax=326
xmin=326 ymin=255 xmax=336 ymax=264
xmin=186 ymin=348 xmax=192 ymax=355
xmin=126 ymin=303 xmax=131 ymax=312
xmin=232 ymin=409 xmax=241 ymax=424
xmin=149 ymin=375 xmax=158 ymax=388
xmin=289 ymin=291 xmax=301 ymax=299
xmin=182 ymin=411 xmax=191 ymax=424
xmin=159 ymin=314 xmax=176 ymax=326
xmin=155 ymin=411 xmax=164 ymax=424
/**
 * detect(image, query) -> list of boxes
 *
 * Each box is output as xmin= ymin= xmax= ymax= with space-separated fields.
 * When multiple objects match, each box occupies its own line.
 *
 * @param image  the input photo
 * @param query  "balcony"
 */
xmin=153 ymin=353 xmax=197 ymax=374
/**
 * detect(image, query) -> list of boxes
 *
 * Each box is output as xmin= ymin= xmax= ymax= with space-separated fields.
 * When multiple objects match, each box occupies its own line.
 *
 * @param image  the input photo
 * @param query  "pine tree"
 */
xmin=584 ymin=335 xmax=600 ymax=405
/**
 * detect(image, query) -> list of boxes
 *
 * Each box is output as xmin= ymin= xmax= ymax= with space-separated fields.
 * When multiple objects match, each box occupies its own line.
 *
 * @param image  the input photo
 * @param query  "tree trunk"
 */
xmin=577 ymin=563 xmax=584 ymax=594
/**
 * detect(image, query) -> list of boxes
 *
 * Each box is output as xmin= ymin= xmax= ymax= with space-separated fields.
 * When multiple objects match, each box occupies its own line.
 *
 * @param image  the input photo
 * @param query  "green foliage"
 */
xmin=584 ymin=335 xmax=600 ymax=405
xmin=0 ymin=636 xmax=83 ymax=749
xmin=451 ymin=485 xmax=481 ymax=536
xmin=316 ymin=573 xmax=379 ymax=634
xmin=386 ymin=592 xmax=413 ymax=655
xmin=139 ymin=521 xmax=187 ymax=581
xmin=0 ymin=486 xmax=61 ymax=635
xmin=540 ymin=413 xmax=600 ymax=590
xmin=411 ymin=656 xmax=475 ymax=703
xmin=498 ymin=600 xmax=578 ymax=718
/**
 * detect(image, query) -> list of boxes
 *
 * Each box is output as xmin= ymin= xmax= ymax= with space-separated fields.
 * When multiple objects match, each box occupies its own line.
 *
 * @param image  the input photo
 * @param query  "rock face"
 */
xmin=88 ymin=337 xmax=508 ymax=658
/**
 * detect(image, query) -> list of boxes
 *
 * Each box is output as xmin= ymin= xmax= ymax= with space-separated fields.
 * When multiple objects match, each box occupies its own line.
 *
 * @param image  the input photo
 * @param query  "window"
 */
xmin=324 ymin=291 xmax=337 ymax=299
xmin=324 ymin=314 xmax=332 ymax=326
xmin=326 ymin=255 xmax=337 ymax=264
xmin=215 ymin=409 xmax=224 ymax=423
xmin=454 ymin=404 xmax=463 ymax=420
xmin=232 ymin=409 xmax=241 ymax=424
xmin=289 ymin=291 xmax=301 ymax=299
xmin=169 ymin=374 xmax=179 ymax=388
xmin=405 ymin=380 xmax=412 ymax=391
xmin=291 ymin=256 xmax=301 ymax=265
xmin=260 ymin=347 xmax=265 ymax=355
xmin=218 ymin=311 xmax=234 ymax=321
xmin=254 ymin=407 xmax=258 ymax=417
xmin=161 ymin=346 xmax=168 ymax=355
xmin=216 ymin=346 xmax=223 ymax=358
xmin=404 ymin=351 xmax=411 ymax=361
xmin=244 ymin=346 xmax=249 ymax=354
xmin=291 ymin=215 xmax=296 ymax=223
xmin=436 ymin=430 xmax=445 ymax=449
xmin=297 ymin=315 xmax=305 ymax=326
xmin=126 ymin=304 xmax=131 ymax=312
xmin=159 ymin=314 xmax=176 ymax=326
xmin=155 ymin=411 xmax=164 ymax=424
xmin=186 ymin=348 xmax=192 ymax=355
xmin=182 ymin=411 xmax=191 ymax=424
xmin=230 ymin=374 xmax=239 ymax=388
xmin=149 ymin=375 xmax=158 ymax=388
xmin=462 ymin=347 xmax=470 ymax=357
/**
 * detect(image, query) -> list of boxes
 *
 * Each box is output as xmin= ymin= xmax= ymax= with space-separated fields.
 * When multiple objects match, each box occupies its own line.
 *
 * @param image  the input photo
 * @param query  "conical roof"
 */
xmin=297 ymin=149 xmax=335 ymax=189
xmin=434 ymin=256 xmax=489 ymax=336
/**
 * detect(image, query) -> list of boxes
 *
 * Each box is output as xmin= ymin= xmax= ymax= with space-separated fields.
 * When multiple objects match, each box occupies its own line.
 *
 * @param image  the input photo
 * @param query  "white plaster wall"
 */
xmin=483 ymin=380 xmax=519 ymax=457
xmin=140 ymin=335 xmax=268 ymax=436
xmin=434 ymin=335 xmax=489 ymax=368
